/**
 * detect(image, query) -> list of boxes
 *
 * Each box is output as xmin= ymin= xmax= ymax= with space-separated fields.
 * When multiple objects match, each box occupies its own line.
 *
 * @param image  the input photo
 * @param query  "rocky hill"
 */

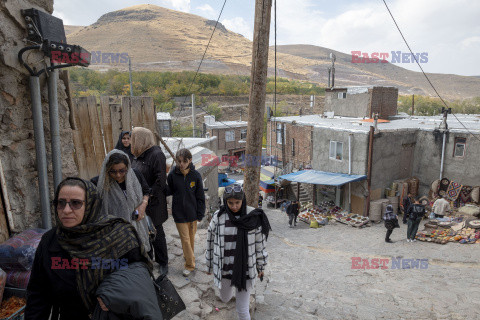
xmin=66 ymin=4 xmax=480 ymax=99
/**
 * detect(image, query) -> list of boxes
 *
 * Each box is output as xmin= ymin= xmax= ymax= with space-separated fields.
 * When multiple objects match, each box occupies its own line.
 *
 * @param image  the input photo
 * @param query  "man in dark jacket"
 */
xmin=406 ymin=198 xmax=425 ymax=242
xmin=287 ymin=200 xmax=300 ymax=228
xmin=166 ymin=148 xmax=205 ymax=277
xmin=402 ymin=192 xmax=413 ymax=224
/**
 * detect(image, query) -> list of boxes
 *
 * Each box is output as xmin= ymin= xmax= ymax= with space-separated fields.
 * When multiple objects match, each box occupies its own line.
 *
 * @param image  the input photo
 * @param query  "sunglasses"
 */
xmin=225 ymin=184 xmax=243 ymax=194
xmin=55 ymin=199 xmax=85 ymax=210
xmin=108 ymin=169 xmax=127 ymax=175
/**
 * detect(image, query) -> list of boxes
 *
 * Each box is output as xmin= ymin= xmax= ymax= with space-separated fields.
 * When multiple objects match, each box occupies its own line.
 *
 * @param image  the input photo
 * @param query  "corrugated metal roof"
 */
xmin=271 ymin=114 xmax=480 ymax=134
xmin=279 ymin=170 xmax=367 ymax=186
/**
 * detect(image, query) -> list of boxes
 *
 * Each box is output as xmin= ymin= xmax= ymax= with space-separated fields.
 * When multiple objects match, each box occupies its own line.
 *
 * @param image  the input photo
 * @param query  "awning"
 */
xmin=279 ymin=170 xmax=366 ymax=187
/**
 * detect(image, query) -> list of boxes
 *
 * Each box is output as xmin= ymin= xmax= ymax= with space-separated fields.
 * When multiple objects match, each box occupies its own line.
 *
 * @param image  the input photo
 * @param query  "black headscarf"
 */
xmin=218 ymin=194 xmax=271 ymax=291
xmin=115 ymin=131 xmax=134 ymax=162
xmin=54 ymin=177 xmax=150 ymax=311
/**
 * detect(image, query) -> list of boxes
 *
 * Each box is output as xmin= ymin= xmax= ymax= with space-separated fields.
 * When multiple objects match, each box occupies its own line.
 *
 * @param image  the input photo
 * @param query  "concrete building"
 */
xmin=269 ymin=114 xmax=480 ymax=215
xmin=203 ymin=116 xmax=248 ymax=161
xmin=325 ymin=86 xmax=398 ymax=119
xmin=156 ymin=112 xmax=172 ymax=137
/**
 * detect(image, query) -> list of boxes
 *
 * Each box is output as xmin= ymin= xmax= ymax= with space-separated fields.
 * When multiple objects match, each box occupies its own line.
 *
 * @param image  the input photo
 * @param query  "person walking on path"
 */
xmin=131 ymin=127 xmax=169 ymax=275
xmin=206 ymin=184 xmax=271 ymax=320
xmin=402 ymin=192 xmax=413 ymax=224
xmin=287 ymin=199 xmax=299 ymax=228
xmin=166 ymin=148 xmax=205 ymax=277
xmin=432 ymin=196 xmax=451 ymax=218
xmin=406 ymin=198 xmax=425 ymax=242
xmin=384 ymin=204 xmax=400 ymax=243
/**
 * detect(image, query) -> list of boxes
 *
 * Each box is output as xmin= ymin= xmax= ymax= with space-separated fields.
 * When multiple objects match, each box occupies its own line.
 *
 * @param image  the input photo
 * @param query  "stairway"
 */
xmin=290 ymin=182 xmax=311 ymax=206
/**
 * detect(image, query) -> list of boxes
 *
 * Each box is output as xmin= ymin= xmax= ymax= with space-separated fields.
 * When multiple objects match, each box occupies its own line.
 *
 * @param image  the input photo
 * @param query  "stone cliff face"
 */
xmin=0 ymin=0 xmax=78 ymax=234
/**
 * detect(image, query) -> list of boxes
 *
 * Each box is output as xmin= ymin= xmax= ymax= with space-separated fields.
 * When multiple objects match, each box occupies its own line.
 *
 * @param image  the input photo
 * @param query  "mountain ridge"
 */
xmin=65 ymin=4 xmax=480 ymax=99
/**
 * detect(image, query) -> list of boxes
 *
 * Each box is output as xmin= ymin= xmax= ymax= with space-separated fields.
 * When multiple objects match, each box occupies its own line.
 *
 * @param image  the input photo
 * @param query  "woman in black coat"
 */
xmin=130 ymin=127 xmax=169 ymax=275
xmin=114 ymin=130 xmax=134 ymax=163
xmin=25 ymin=178 xmax=149 ymax=319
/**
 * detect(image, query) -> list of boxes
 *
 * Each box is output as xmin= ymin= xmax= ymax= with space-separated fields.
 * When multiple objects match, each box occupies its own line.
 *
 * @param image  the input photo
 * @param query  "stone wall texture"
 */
xmin=0 ymin=0 xmax=77 ymax=233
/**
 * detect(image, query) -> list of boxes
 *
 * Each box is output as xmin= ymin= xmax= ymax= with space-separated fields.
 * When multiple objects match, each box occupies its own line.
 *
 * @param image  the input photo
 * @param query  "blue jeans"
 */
xmin=407 ymin=217 xmax=422 ymax=240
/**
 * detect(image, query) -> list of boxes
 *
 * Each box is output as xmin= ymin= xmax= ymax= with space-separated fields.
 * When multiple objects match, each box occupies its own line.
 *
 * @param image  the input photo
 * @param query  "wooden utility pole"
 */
xmin=411 ymin=94 xmax=415 ymax=115
xmin=244 ymin=0 xmax=272 ymax=207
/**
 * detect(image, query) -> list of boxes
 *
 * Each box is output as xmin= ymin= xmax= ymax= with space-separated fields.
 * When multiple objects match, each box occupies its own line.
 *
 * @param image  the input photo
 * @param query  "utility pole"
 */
xmin=244 ymin=0 xmax=272 ymax=208
xmin=128 ymin=56 xmax=133 ymax=96
xmin=192 ymin=94 xmax=196 ymax=137
xmin=411 ymin=94 xmax=414 ymax=115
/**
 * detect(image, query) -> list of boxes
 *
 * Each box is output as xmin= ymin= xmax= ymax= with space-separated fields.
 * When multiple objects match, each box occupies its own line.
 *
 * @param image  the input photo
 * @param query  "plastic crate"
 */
xmin=0 ymin=287 xmax=26 ymax=320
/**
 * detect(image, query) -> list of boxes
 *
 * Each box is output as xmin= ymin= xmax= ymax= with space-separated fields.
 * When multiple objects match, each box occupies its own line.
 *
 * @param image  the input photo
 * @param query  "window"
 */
xmin=241 ymin=129 xmax=247 ymax=139
xmin=337 ymin=92 xmax=346 ymax=99
xmin=225 ymin=130 xmax=235 ymax=142
xmin=292 ymin=138 xmax=295 ymax=157
xmin=329 ymin=141 xmax=343 ymax=160
xmin=163 ymin=121 xmax=170 ymax=131
xmin=276 ymin=124 xmax=283 ymax=144
xmin=454 ymin=137 xmax=466 ymax=157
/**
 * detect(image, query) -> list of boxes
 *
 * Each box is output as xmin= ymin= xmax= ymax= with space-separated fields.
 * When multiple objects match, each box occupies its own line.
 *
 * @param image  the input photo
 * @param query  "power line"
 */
xmin=381 ymin=0 xmax=480 ymax=142
xmin=181 ymin=0 xmax=228 ymax=108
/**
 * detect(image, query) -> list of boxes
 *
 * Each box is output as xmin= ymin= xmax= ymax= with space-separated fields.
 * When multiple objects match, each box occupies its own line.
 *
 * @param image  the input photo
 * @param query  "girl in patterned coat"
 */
xmin=205 ymin=184 xmax=271 ymax=320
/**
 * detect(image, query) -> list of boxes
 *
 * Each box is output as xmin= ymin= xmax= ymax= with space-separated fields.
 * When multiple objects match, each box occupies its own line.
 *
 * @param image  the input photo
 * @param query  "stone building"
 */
xmin=203 ymin=116 xmax=248 ymax=161
xmin=0 ymin=0 xmax=78 ymax=238
xmin=268 ymin=114 xmax=480 ymax=215
xmin=325 ymin=86 xmax=398 ymax=119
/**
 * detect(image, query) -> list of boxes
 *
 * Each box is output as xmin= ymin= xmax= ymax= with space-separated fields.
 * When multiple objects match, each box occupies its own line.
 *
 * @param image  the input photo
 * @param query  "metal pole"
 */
xmin=128 ymin=56 xmax=133 ymax=97
xmin=348 ymin=134 xmax=352 ymax=212
xmin=439 ymin=131 xmax=446 ymax=180
xmin=365 ymin=126 xmax=374 ymax=217
xmin=47 ymin=67 xmax=62 ymax=189
xmin=30 ymin=76 xmax=52 ymax=229
xmin=411 ymin=94 xmax=414 ymax=115
xmin=192 ymin=94 xmax=196 ymax=137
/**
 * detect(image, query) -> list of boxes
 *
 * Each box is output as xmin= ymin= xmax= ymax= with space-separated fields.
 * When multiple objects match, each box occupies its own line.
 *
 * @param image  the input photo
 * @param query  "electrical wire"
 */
xmin=381 ymin=0 xmax=480 ymax=142
xmin=181 ymin=0 xmax=228 ymax=108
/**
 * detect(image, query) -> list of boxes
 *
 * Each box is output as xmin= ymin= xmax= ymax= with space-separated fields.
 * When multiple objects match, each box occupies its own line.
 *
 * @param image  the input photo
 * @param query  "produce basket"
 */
xmin=0 ymin=287 xmax=26 ymax=320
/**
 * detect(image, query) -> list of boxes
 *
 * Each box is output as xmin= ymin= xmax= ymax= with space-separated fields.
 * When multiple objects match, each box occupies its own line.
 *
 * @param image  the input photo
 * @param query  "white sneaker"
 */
xmin=182 ymin=269 xmax=191 ymax=277
xmin=407 ymin=239 xmax=411 ymax=242
xmin=412 ymin=239 xmax=417 ymax=242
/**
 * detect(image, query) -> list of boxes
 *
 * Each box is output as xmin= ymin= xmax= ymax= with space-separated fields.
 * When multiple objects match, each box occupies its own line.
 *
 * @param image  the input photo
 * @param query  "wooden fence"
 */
xmin=72 ymin=96 xmax=157 ymax=179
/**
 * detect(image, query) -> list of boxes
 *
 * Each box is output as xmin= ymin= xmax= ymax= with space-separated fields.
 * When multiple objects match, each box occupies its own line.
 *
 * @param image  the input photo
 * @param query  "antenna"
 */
xmin=329 ymin=53 xmax=336 ymax=88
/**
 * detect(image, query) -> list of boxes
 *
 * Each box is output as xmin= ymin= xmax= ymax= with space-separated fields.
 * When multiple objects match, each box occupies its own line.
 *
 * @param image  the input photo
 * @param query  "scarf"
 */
xmin=130 ymin=127 xmax=155 ymax=158
xmin=54 ymin=177 xmax=150 ymax=311
xmin=97 ymin=149 xmax=151 ymax=253
xmin=114 ymin=130 xmax=133 ymax=162
xmin=218 ymin=196 xmax=271 ymax=291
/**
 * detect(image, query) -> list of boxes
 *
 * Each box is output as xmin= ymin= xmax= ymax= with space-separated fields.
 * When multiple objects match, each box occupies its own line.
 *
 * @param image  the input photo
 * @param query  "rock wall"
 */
xmin=0 ymin=0 xmax=77 ymax=233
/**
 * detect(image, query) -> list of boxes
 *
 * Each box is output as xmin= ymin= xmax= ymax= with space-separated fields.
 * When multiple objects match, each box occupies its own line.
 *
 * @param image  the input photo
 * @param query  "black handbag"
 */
xmin=153 ymin=274 xmax=186 ymax=320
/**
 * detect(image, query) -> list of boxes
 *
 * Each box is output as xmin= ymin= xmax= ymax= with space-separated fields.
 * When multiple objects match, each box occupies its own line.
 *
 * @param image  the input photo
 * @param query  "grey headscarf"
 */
xmin=97 ymin=149 xmax=151 ymax=252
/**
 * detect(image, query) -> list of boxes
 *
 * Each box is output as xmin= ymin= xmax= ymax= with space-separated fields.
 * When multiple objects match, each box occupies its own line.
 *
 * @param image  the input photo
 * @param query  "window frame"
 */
xmin=240 ymin=129 xmax=247 ymax=139
xmin=337 ymin=92 xmax=347 ymax=99
xmin=276 ymin=124 xmax=283 ymax=144
xmin=329 ymin=141 xmax=343 ymax=161
xmin=453 ymin=137 xmax=466 ymax=158
xmin=292 ymin=138 xmax=295 ymax=157
xmin=225 ymin=130 xmax=235 ymax=142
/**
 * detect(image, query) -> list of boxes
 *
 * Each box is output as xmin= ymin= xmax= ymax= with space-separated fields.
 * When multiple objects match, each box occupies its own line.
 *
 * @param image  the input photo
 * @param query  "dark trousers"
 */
xmin=407 ymin=218 xmax=422 ymax=240
xmin=153 ymin=224 xmax=168 ymax=266
xmin=288 ymin=214 xmax=297 ymax=226
xmin=385 ymin=229 xmax=393 ymax=241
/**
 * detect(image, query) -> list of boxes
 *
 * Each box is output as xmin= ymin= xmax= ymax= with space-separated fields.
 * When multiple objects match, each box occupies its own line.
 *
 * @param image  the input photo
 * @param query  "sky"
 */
xmin=53 ymin=0 xmax=480 ymax=76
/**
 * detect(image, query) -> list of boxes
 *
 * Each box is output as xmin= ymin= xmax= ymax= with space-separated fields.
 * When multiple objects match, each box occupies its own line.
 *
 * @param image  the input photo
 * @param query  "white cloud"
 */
xmin=274 ymin=0 xmax=480 ymax=75
xmin=196 ymin=4 xmax=216 ymax=19
xmin=221 ymin=17 xmax=253 ymax=40
xmin=162 ymin=0 xmax=190 ymax=12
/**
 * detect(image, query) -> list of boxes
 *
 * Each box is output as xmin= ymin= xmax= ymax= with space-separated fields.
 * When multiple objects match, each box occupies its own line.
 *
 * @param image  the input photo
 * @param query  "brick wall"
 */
xmin=368 ymin=87 xmax=398 ymax=119
xmin=267 ymin=121 xmax=312 ymax=169
xmin=208 ymin=126 xmax=247 ymax=156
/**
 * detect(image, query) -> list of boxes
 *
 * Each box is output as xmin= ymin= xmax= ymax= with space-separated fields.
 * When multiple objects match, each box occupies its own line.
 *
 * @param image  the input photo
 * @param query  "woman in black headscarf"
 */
xmin=205 ymin=184 xmax=271 ymax=320
xmin=25 ymin=177 xmax=155 ymax=319
xmin=115 ymin=131 xmax=134 ymax=163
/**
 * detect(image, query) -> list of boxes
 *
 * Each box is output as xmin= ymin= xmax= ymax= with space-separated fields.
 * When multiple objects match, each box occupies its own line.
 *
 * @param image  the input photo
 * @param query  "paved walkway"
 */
xmin=160 ymin=207 xmax=480 ymax=319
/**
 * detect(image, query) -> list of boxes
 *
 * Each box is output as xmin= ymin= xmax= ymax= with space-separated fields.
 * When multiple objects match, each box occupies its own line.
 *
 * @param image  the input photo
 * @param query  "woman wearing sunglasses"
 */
xmin=93 ymin=149 xmax=152 ymax=253
xmin=205 ymin=184 xmax=271 ymax=320
xmin=25 ymin=177 xmax=159 ymax=319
